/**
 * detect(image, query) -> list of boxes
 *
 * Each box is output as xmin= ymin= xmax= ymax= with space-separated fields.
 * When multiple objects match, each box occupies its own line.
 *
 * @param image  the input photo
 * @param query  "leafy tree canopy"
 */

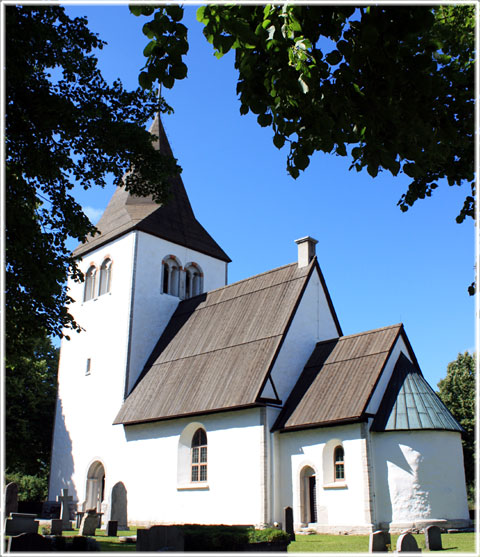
xmin=6 ymin=5 xmax=180 ymax=357
xmin=5 ymin=335 xmax=59 ymax=477
xmin=133 ymin=4 xmax=475 ymax=225
xmin=438 ymin=351 xmax=476 ymax=488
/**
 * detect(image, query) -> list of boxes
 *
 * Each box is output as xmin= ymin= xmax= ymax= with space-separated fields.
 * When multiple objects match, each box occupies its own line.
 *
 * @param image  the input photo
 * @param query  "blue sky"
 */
xmin=63 ymin=3 xmax=475 ymax=389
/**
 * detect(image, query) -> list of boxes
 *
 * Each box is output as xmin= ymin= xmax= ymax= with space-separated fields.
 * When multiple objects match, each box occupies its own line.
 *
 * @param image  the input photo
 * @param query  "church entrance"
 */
xmin=300 ymin=466 xmax=317 ymax=524
xmin=85 ymin=461 xmax=105 ymax=513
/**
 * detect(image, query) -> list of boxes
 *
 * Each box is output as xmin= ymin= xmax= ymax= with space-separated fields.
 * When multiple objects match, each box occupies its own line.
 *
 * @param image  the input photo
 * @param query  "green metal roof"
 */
xmin=371 ymin=353 xmax=463 ymax=433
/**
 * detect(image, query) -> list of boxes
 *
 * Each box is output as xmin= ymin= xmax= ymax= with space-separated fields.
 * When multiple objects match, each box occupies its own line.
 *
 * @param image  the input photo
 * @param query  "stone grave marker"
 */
xmin=56 ymin=488 xmax=73 ymax=530
xmin=369 ymin=530 xmax=391 ymax=552
xmin=4 ymin=512 xmax=39 ymax=536
xmin=425 ymin=525 xmax=442 ymax=550
xmin=106 ymin=520 xmax=118 ymax=537
xmin=50 ymin=518 xmax=63 ymax=536
xmin=79 ymin=509 xmax=99 ymax=536
xmin=397 ymin=532 xmax=421 ymax=553
xmin=136 ymin=525 xmax=184 ymax=552
xmin=284 ymin=506 xmax=294 ymax=540
xmin=5 ymin=482 xmax=18 ymax=517
xmin=110 ymin=481 xmax=128 ymax=530
xmin=7 ymin=532 xmax=51 ymax=552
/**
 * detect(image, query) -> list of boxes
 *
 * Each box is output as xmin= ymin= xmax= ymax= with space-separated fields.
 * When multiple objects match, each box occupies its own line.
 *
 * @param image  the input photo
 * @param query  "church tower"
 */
xmin=49 ymin=116 xmax=230 ymax=512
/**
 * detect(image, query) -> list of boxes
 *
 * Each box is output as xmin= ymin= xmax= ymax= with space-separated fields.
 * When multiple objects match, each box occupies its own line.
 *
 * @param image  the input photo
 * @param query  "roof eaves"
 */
xmin=314 ymin=258 xmax=342 ymax=336
xmin=114 ymin=402 xmax=263 ymax=427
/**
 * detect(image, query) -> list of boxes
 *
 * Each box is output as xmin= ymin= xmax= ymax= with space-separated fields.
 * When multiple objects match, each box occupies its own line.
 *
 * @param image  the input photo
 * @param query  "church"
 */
xmin=49 ymin=115 xmax=470 ymax=534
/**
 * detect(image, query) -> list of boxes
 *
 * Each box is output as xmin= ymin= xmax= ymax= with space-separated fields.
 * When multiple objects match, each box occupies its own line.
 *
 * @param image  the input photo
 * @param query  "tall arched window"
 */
xmin=184 ymin=263 xmax=203 ymax=299
xmin=191 ymin=428 xmax=207 ymax=482
xmin=98 ymin=258 xmax=112 ymax=296
xmin=162 ymin=256 xmax=181 ymax=297
xmin=334 ymin=446 xmax=345 ymax=481
xmin=84 ymin=266 xmax=97 ymax=302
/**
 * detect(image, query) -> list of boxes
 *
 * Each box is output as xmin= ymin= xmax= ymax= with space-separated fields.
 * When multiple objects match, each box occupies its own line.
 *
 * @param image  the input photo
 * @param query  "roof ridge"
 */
xmin=313 ymin=323 xmax=402 ymax=348
xmin=174 ymin=271 xmax=310 ymax=317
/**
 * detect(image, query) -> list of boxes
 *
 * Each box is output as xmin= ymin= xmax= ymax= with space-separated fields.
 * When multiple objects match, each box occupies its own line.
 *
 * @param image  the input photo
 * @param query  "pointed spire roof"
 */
xmin=73 ymin=115 xmax=230 ymax=262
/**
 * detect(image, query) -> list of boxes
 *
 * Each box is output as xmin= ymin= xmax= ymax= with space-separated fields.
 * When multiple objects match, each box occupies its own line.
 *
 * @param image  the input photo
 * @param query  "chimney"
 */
xmin=295 ymin=236 xmax=318 ymax=268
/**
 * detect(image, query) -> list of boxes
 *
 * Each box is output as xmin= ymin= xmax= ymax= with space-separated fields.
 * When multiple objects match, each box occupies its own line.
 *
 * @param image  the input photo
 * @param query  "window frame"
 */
xmin=84 ymin=265 xmax=97 ymax=302
xmin=191 ymin=428 xmax=207 ymax=483
xmin=98 ymin=258 xmax=112 ymax=296
xmin=334 ymin=445 xmax=345 ymax=481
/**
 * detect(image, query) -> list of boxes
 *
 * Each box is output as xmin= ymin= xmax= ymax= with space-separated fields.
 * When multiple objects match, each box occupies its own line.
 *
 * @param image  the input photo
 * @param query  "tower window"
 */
xmin=84 ymin=266 xmax=97 ymax=302
xmin=184 ymin=263 xmax=204 ymax=299
xmin=98 ymin=258 xmax=112 ymax=296
xmin=85 ymin=358 xmax=91 ymax=376
xmin=162 ymin=256 xmax=181 ymax=297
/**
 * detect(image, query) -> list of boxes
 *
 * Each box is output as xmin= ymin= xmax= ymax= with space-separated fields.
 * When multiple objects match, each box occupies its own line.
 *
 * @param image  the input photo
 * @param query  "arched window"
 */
xmin=84 ymin=266 xmax=97 ymax=302
xmin=98 ymin=258 xmax=112 ymax=296
xmin=162 ymin=256 xmax=181 ymax=297
xmin=334 ymin=446 xmax=345 ymax=481
xmin=184 ymin=263 xmax=203 ymax=299
xmin=191 ymin=428 xmax=207 ymax=482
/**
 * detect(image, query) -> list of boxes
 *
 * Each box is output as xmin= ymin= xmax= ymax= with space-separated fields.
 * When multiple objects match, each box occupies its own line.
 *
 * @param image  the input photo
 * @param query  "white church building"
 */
xmin=49 ymin=116 xmax=470 ymax=534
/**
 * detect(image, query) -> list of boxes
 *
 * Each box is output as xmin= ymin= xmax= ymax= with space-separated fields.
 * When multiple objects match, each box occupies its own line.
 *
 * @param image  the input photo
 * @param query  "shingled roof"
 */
xmin=273 ymin=324 xmax=404 ymax=432
xmin=74 ymin=115 xmax=230 ymax=262
xmin=114 ymin=260 xmax=316 ymax=426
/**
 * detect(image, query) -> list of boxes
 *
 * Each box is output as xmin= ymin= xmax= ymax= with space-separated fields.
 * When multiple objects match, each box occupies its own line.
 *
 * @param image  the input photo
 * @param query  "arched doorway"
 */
xmin=300 ymin=466 xmax=317 ymax=525
xmin=85 ymin=461 xmax=105 ymax=512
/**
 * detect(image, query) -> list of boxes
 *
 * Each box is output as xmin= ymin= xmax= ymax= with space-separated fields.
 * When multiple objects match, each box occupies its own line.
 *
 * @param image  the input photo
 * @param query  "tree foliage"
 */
xmin=438 ymin=352 xmax=476 ymax=489
xmin=5 ymin=335 xmax=59 ymax=477
xmin=133 ymin=4 xmax=474 ymax=224
xmin=6 ymin=5 xmax=180 ymax=357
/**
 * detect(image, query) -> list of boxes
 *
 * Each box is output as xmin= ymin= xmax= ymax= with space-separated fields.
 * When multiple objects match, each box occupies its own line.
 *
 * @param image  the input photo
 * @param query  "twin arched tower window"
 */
xmin=162 ymin=256 xmax=203 ymax=299
xmin=84 ymin=258 xmax=112 ymax=302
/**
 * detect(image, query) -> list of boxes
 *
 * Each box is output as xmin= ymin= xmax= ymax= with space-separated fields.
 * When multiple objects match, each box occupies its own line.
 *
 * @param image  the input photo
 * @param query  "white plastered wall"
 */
xmin=49 ymin=230 xmax=229 ymax=513
xmin=126 ymin=232 xmax=228 ymax=393
xmin=108 ymin=408 xmax=265 ymax=525
xmin=49 ymin=232 xmax=137 ymax=503
xmin=267 ymin=268 xmax=339 ymax=403
xmin=371 ymin=430 xmax=470 ymax=531
xmin=275 ymin=424 xmax=373 ymax=534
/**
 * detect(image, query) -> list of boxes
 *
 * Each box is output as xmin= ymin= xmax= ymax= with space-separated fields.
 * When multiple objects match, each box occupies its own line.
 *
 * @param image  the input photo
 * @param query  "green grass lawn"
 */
xmin=34 ymin=527 xmax=476 ymax=553
xmin=288 ymin=532 xmax=476 ymax=553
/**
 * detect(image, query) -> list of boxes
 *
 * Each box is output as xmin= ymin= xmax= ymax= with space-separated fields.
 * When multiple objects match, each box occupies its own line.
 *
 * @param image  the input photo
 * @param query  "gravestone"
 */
xmin=136 ymin=525 xmax=184 ymax=552
xmin=79 ymin=509 xmax=98 ymax=536
xmin=110 ymin=482 xmax=128 ymax=530
xmin=397 ymin=532 xmax=421 ymax=553
xmin=425 ymin=525 xmax=442 ymax=550
xmin=369 ymin=530 xmax=391 ymax=552
xmin=4 ymin=513 xmax=39 ymax=536
xmin=56 ymin=488 xmax=73 ymax=530
xmin=284 ymin=506 xmax=294 ymax=540
xmin=106 ymin=520 xmax=118 ymax=537
xmin=5 ymin=482 xmax=18 ymax=517
xmin=50 ymin=518 xmax=63 ymax=536
xmin=7 ymin=532 xmax=51 ymax=552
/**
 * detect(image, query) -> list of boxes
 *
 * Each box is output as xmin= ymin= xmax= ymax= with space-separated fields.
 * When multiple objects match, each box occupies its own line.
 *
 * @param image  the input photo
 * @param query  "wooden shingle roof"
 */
xmin=114 ymin=260 xmax=315 ymax=425
xmin=273 ymin=324 xmax=404 ymax=431
xmin=74 ymin=115 xmax=230 ymax=262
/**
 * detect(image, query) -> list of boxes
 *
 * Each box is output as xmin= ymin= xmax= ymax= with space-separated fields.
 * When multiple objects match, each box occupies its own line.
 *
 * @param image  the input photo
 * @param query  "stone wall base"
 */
xmin=380 ymin=518 xmax=472 ymax=534
xmin=295 ymin=523 xmax=375 ymax=535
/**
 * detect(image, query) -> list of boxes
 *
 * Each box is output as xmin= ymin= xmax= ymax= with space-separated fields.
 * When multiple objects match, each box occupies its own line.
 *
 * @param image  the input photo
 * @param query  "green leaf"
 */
xmin=326 ymin=50 xmax=342 ymax=66
xmin=257 ymin=113 xmax=272 ymax=127
xmin=273 ymin=134 xmax=285 ymax=149
xmin=170 ymin=62 xmax=188 ymax=80
xmin=138 ymin=71 xmax=153 ymax=90
xmin=196 ymin=6 xmax=206 ymax=22
xmin=162 ymin=74 xmax=175 ymax=89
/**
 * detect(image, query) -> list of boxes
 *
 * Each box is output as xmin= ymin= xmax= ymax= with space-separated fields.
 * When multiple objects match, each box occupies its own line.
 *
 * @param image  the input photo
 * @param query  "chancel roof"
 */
xmin=73 ymin=115 xmax=230 ymax=262
xmin=114 ymin=260 xmax=315 ymax=425
xmin=273 ymin=324 xmax=405 ymax=431
xmin=371 ymin=353 xmax=463 ymax=432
